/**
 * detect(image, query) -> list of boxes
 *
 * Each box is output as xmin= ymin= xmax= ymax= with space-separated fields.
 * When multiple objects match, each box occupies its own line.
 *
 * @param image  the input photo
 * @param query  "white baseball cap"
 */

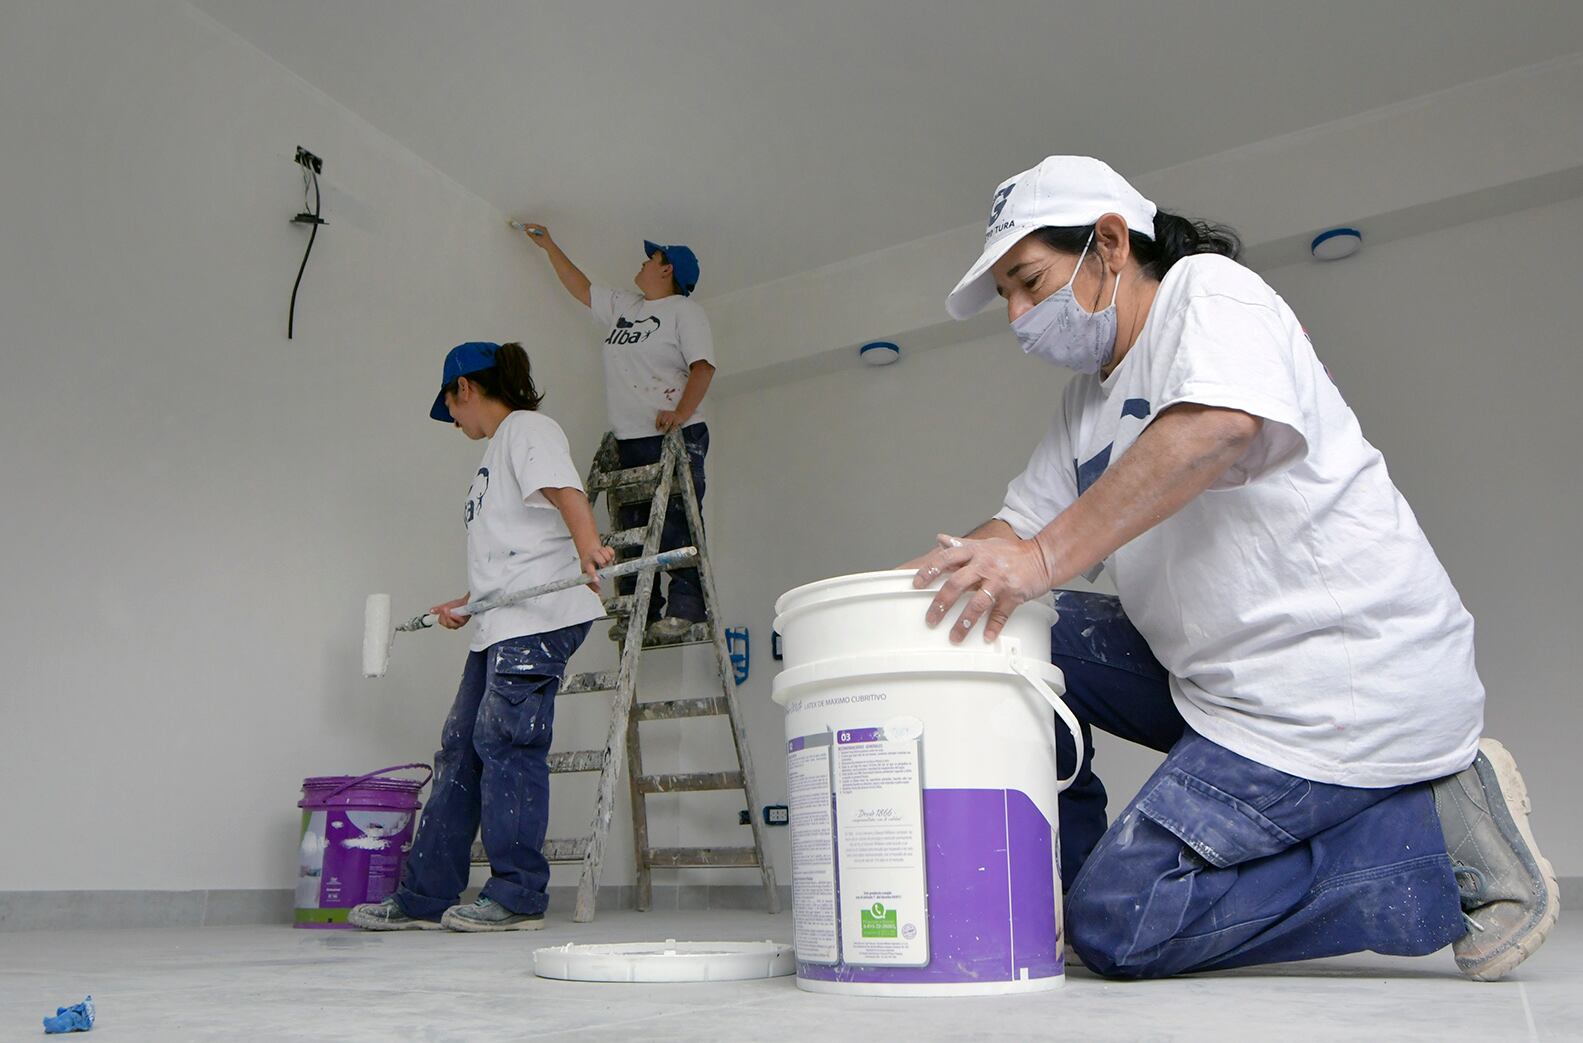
xmin=945 ymin=156 xmax=1158 ymax=320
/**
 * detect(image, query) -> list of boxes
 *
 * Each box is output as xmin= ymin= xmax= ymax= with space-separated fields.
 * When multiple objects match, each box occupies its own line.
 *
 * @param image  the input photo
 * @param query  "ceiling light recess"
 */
xmin=1310 ymin=227 xmax=1363 ymax=261
xmin=859 ymin=341 xmax=900 ymax=366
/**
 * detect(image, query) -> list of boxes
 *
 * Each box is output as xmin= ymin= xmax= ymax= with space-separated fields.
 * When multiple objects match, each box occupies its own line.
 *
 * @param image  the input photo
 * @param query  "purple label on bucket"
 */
xmin=295 ymin=793 xmax=421 ymax=929
xmin=799 ymin=788 xmax=1062 ymax=984
xmin=835 ymin=728 xmax=884 ymax=745
xmin=791 ymin=733 xmax=835 ymax=754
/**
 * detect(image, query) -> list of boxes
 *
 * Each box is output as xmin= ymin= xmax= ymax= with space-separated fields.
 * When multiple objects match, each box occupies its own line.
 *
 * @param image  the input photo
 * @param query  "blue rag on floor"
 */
xmin=42 ymin=995 xmax=94 ymax=1034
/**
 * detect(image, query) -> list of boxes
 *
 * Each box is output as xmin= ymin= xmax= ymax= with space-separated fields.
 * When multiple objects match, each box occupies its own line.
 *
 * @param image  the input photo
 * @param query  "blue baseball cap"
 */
xmin=430 ymin=341 xmax=499 ymax=422
xmin=643 ymin=240 xmax=700 ymax=295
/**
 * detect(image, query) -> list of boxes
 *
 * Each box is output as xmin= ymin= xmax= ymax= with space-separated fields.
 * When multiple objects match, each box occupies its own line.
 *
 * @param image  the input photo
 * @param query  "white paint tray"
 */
xmin=532 ymin=939 xmax=795 ymax=982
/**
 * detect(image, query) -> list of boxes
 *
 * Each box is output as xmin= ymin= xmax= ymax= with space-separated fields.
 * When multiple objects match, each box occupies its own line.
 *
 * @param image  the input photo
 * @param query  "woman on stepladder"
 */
xmin=904 ymin=155 xmax=1558 ymax=980
xmin=350 ymin=341 xmax=614 ymax=932
xmin=515 ymin=222 xmax=716 ymax=646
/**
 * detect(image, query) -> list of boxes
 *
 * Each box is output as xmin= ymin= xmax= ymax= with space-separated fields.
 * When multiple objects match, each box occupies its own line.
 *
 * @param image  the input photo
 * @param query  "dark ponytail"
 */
xmin=448 ymin=342 xmax=544 ymax=411
xmin=1034 ymin=208 xmax=1242 ymax=281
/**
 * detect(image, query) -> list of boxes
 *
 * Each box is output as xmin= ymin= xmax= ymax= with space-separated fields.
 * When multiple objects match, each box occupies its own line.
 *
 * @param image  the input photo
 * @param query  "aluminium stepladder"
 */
xmin=471 ymin=428 xmax=780 ymax=922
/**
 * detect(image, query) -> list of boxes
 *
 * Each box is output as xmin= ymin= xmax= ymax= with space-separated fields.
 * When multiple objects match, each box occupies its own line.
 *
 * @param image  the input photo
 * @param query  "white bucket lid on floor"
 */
xmin=533 ymin=940 xmax=795 ymax=983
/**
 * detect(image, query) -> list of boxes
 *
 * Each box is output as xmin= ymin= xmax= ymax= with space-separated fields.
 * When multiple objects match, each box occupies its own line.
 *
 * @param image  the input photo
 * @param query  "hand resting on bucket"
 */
xmin=910 ymin=532 xmax=1053 ymax=644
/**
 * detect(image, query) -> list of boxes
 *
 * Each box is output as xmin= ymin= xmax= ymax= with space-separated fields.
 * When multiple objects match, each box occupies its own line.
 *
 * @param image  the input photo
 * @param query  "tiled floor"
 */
xmin=1 ymin=910 xmax=1575 ymax=1041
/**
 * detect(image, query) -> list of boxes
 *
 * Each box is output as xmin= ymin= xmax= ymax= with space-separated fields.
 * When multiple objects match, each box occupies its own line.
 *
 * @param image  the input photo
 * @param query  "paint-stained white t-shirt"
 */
xmin=464 ymin=411 xmax=603 ymax=651
xmin=588 ymin=285 xmax=714 ymax=439
xmin=996 ymin=254 xmax=1483 ymax=788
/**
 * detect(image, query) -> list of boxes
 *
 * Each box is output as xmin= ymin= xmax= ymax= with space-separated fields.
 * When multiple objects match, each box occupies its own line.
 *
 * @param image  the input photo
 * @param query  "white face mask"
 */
xmin=1010 ymin=234 xmax=1120 ymax=374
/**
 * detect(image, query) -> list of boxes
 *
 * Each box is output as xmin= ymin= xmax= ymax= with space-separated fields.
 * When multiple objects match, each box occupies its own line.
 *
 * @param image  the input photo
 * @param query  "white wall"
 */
xmin=0 ymin=0 xmax=614 ymax=892
xmin=706 ymin=192 xmax=1583 ymax=882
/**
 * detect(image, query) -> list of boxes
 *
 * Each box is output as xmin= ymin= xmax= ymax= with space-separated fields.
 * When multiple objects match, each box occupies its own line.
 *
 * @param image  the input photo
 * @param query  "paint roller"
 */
xmin=508 ymin=220 xmax=545 ymax=237
xmin=363 ymin=546 xmax=699 ymax=678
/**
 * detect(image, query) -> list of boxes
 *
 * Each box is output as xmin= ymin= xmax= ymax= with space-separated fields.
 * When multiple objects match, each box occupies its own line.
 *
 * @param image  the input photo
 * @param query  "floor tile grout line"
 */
xmin=1518 ymin=980 xmax=1539 ymax=1042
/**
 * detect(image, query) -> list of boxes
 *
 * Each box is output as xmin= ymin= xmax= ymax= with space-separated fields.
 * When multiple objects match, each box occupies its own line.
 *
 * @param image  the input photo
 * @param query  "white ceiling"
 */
xmin=194 ymin=0 xmax=1583 ymax=298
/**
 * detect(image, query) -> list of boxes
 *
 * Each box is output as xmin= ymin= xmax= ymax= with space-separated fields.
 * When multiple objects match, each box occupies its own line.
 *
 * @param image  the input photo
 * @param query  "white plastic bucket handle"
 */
xmin=1006 ymin=656 xmax=1083 ymax=793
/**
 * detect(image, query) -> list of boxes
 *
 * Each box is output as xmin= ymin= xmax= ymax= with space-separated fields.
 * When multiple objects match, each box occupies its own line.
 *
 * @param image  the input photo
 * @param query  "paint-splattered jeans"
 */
xmin=395 ymin=622 xmax=590 ymax=919
xmin=614 ymin=423 xmax=708 ymax=624
xmin=1050 ymin=590 xmax=1465 ymax=978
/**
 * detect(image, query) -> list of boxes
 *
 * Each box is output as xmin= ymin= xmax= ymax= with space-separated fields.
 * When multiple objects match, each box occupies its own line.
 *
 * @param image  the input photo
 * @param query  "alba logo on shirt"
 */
xmin=464 ymin=467 xmax=489 ymax=527
xmin=1075 ymin=400 xmax=1151 ymax=496
xmin=606 ymin=315 xmax=661 ymax=346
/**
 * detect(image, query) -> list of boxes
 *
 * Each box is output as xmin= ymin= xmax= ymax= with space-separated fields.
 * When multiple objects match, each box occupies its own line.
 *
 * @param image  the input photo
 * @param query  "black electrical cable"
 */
xmin=288 ymin=158 xmax=322 ymax=340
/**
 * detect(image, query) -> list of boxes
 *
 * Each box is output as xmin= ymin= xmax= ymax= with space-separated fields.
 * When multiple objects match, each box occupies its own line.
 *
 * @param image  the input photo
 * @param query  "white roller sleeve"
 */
xmin=362 ymin=593 xmax=392 ymax=678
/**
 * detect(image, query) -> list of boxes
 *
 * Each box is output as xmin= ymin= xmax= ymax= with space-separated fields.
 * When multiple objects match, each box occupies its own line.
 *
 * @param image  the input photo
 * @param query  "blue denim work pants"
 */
xmin=395 ymin=622 xmax=590 ymax=918
xmin=614 ymin=423 xmax=709 ymax=623
xmin=1049 ymin=591 xmax=1465 ymax=977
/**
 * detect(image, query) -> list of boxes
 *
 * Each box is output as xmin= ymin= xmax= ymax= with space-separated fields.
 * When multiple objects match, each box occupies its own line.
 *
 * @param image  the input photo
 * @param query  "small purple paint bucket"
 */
xmin=294 ymin=763 xmax=432 ymax=929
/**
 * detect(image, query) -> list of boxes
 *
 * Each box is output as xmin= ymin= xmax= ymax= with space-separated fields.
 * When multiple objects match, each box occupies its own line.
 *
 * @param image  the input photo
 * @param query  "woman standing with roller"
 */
xmin=350 ymin=341 xmax=613 ymax=932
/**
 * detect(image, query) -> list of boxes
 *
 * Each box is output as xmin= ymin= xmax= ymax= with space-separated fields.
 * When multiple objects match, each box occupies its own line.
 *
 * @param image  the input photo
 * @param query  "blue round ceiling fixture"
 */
xmin=859 ymin=341 xmax=900 ymax=366
xmin=1310 ymin=227 xmax=1363 ymax=261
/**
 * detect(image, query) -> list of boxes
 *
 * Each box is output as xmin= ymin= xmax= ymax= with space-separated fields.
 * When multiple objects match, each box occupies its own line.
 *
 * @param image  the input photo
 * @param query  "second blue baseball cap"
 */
xmin=643 ymin=240 xmax=700 ymax=296
xmin=430 ymin=341 xmax=499 ymax=422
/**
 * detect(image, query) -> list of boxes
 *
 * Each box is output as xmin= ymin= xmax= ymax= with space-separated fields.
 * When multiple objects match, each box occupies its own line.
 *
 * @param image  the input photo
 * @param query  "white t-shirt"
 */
xmin=996 ymin=254 xmax=1483 ymax=788
xmin=588 ymin=285 xmax=715 ymax=439
xmin=464 ymin=410 xmax=603 ymax=652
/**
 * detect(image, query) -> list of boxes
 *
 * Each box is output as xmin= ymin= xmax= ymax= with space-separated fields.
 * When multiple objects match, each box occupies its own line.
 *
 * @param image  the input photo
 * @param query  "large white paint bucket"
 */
xmin=771 ymin=571 xmax=1081 ymax=997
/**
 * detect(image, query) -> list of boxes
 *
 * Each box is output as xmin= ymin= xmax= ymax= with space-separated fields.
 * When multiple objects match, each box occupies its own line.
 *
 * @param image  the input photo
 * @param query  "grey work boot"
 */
xmin=1432 ymin=738 xmax=1560 ymax=981
xmin=645 ymin=616 xmax=698 ymax=644
xmin=347 ymin=896 xmax=443 ymax=931
xmin=440 ymin=896 xmax=545 ymax=932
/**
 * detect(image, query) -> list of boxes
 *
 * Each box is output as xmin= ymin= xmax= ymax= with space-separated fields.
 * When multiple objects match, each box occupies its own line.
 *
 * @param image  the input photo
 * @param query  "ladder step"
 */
xmin=602 ymin=526 xmax=648 ymax=548
xmin=560 ymin=670 xmax=619 ymax=695
xmin=589 ymin=462 xmax=665 ymax=491
xmin=642 ymin=621 xmax=714 ymax=647
xmin=606 ymin=484 xmax=665 ymax=509
xmin=636 ymin=770 xmax=744 ymax=794
xmin=633 ymin=696 xmax=729 ymax=722
xmin=548 ymin=750 xmax=605 ymax=773
xmin=644 ymin=846 xmax=761 ymax=869
xmin=599 ymin=603 xmax=710 ymax=632
xmin=471 ymin=836 xmax=589 ymax=865
xmin=542 ymin=837 xmax=592 ymax=862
